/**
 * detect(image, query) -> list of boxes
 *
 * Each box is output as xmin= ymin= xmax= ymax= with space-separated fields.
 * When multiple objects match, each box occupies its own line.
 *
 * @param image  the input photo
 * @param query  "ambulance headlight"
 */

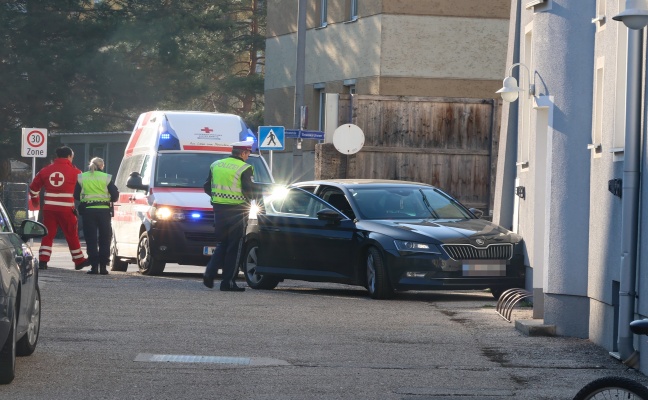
xmin=153 ymin=207 xmax=185 ymax=221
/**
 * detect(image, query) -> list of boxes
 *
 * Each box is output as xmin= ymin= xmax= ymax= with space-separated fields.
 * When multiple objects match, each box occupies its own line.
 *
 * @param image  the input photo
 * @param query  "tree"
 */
xmin=0 ymin=0 xmax=265 ymax=178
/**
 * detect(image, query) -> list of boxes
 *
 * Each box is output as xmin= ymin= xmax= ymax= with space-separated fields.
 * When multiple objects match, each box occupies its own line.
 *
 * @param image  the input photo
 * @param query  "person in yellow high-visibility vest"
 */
xmin=74 ymin=157 xmax=119 ymax=275
xmin=202 ymin=141 xmax=264 ymax=291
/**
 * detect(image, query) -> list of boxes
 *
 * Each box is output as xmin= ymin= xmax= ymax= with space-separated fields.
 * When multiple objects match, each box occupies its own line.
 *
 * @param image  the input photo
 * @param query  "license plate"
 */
xmin=462 ymin=262 xmax=506 ymax=277
xmin=203 ymin=246 xmax=216 ymax=255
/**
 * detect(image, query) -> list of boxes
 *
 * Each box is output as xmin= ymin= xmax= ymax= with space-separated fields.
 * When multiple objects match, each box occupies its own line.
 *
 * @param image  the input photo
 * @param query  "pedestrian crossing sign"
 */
xmin=258 ymin=126 xmax=285 ymax=151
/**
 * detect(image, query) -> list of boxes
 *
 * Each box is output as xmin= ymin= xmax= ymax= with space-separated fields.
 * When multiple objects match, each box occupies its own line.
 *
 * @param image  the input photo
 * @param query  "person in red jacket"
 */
xmin=29 ymin=146 xmax=89 ymax=270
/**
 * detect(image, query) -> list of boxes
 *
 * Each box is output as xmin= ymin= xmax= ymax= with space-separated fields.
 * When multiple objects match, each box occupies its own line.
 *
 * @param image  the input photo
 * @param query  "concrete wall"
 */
xmin=265 ymin=0 xmax=511 ymax=183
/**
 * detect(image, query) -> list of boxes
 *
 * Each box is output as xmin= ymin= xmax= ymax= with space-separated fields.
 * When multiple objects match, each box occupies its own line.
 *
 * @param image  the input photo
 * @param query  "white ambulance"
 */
xmin=110 ymin=111 xmax=273 ymax=275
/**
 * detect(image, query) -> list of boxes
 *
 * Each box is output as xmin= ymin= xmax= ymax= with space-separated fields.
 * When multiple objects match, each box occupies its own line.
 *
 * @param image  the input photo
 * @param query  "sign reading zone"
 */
xmin=21 ymin=128 xmax=48 ymax=158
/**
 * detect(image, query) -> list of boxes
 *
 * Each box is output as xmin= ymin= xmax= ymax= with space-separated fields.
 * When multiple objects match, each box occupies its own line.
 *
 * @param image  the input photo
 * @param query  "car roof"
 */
xmin=293 ymin=179 xmax=436 ymax=189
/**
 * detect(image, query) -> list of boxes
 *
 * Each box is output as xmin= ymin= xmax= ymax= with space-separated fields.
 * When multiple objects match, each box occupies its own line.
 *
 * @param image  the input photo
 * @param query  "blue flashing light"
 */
xmin=246 ymin=135 xmax=255 ymax=142
xmin=190 ymin=212 xmax=202 ymax=219
xmin=161 ymin=133 xmax=171 ymax=140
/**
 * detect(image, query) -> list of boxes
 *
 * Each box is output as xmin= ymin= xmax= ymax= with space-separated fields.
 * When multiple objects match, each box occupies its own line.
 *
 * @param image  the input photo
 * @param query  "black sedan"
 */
xmin=243 ymin=179 xmax=524 ymax=299
xmin=0 ymin=199 xmax=47 ymax=384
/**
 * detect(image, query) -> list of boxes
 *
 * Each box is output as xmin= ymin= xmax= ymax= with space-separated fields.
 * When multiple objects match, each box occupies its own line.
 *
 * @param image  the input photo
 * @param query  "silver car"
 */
xmin=0 ymin=199 xmax=47 ymax=384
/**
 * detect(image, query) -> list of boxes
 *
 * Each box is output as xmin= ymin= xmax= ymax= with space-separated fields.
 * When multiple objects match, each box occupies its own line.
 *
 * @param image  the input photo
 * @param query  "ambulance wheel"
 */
xmin=137 ymin=232 xmax=166 ymax=275
xmin=109 ymin=237 xmax=129 ymax=272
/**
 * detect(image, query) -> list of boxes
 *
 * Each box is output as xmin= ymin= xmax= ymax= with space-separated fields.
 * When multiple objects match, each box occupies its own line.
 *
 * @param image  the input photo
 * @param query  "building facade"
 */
xmin=494 ymin=0 xmax=648 ymax=373
xmin=264 ymin=0 xmax=511 ymax=184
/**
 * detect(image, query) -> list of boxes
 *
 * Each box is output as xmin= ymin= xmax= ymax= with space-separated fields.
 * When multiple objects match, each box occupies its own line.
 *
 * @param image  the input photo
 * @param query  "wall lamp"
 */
xmin=613 ymin=0 xmax=648 ymax=29
xmin=496 ymin=63 xmax=535 ymax=103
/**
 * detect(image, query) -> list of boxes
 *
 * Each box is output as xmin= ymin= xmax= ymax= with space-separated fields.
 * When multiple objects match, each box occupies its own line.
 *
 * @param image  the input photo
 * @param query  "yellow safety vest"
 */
xmin=78 ymin=171 xmax=111 ymax=209
xmin=210 ymin=157 xmax=253 ymax=205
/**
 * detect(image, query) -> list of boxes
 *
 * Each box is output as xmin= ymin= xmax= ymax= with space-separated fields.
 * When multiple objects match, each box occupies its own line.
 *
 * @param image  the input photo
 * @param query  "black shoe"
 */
xmin=39 ymin=261 xmax=48 ymax=270
xmin=99 ymin=265 xmax=108 ymax=275
xmin=203 ymin=275 xmax=214 ymax=289
xmin=75 ymin=260 xmax=90 ymax=270
xmin=220 ymin=283 xmax=245 ymax=292
xmin=87 ymin=269 xmax=98 ymax=275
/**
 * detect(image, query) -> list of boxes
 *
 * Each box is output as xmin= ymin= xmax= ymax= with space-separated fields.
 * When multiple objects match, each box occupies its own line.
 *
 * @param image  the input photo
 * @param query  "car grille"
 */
xmin=185 ymin=232 xmax=218 ymax=242
xmin=442 ymin=244 xmax=513 ymax=260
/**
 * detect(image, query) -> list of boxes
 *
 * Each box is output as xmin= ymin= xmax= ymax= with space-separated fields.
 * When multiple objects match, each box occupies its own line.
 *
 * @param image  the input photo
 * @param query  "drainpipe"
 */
xmin=617 ymin=27 xmax=643 ymax=367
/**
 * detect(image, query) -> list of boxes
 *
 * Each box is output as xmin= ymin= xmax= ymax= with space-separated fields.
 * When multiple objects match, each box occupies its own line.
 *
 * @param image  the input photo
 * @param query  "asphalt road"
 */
xmin=5 ymin=239 xmax=648 ymax=399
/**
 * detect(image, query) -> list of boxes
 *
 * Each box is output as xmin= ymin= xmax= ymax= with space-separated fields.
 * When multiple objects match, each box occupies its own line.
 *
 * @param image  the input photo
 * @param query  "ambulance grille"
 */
xmin=441 ymin=244 xmax=512 ymax=260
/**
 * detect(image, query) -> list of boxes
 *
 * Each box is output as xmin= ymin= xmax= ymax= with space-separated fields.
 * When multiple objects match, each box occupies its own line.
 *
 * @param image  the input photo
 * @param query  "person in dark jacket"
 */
xmin=202 ymin=141 xmax=264 ymax=291
xmin=74 ymin=157 xmax=119 ymax=275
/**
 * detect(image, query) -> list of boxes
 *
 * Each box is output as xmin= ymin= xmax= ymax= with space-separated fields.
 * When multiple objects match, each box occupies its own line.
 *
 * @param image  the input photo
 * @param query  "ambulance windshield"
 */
xmin=155 ymin=153 xmax=273 ymax=188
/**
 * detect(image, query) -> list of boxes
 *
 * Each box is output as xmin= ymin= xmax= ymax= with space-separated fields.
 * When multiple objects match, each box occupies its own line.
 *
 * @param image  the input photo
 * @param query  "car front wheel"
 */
xmin=137 ymin=232 xmax=166 ymax=275
xmin=17 ymin=286 xmax=40 ymax=356
xmin=243 ymin=240 xmax=279 ymax=290
xmin=366 ymin=246 xmax=394 ymax=299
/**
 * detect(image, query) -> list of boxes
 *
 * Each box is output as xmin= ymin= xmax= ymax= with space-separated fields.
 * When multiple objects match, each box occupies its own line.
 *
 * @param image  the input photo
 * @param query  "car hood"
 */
xmin=151 ymin=188 xmax=212 ymax=210
xmin=357 ymin=218 xmax=521 ymax=244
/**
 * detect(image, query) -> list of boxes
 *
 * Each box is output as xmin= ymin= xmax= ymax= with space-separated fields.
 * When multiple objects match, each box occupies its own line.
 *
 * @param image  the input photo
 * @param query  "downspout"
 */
xmin=618 ymin=27 xmax=643 ymax=367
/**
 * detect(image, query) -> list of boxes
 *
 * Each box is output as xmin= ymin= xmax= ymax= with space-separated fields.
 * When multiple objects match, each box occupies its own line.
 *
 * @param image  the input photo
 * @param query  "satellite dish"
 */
xmin=333 ymin=124 xmax=365 ymax=155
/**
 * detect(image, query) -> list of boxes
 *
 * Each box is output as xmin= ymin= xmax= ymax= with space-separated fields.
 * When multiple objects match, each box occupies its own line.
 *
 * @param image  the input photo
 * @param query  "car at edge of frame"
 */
xmin=0 ymin=198 xmax=47 ymax=384
xmin=242 ymin=179 xmax=525 ymax=300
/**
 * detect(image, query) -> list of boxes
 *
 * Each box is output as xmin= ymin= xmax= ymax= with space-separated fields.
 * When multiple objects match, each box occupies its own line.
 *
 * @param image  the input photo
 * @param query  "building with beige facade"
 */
xmin=264 ymin=0 xmax=511 ymax=184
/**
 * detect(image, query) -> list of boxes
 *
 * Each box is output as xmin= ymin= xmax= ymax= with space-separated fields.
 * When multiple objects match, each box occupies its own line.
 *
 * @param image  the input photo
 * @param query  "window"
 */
xmin=518 ymin=24 xmax=533 ymax=170
xmin=0 ymin=203 xmax=11 ymax=232
xmin=344 ymin=78 xmax=356 ymax=94
xmin=320 ymin=0 xmax=328 ymax=27
xmin=594 ymin=0 xmax=606 ymax=30
xmin=318 ymin=89 xmax=326 ymax=131
xmin=267 ymin=188 xmax=328 ymax=218
xmin=349 ymin=0 xmax=358 ymax=21
xmin=612 ymin=0 xmax=628 ymax=160
xmin=591 ymin=57 xmax=604 ymax=156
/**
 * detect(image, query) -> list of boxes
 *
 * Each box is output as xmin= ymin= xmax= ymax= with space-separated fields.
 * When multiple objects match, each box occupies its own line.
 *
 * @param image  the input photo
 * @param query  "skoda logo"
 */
xmin=475 ymin=238 xmax=485 ymax=246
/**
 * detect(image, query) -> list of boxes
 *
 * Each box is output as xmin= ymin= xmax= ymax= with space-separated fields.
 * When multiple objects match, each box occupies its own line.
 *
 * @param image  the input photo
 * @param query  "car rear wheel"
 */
xmin=0 ymin=306 xmax=16 ymax=384
xmin=243 ymin=240 xmax=279 ymax=290
xmin=366 ymin=246 xmax=394 ymax=299
xmin=137 ymin=232 xmax=166 ymax=275
xmin=109 ymin=236 xmax=129 ymax=272
xmin=17 ymin=286 xmax=40 ymax=356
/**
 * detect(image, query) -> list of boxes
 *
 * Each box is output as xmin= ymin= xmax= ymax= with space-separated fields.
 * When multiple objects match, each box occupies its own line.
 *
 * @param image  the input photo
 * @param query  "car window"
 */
xmin=349 ymin=186 xmax=472 ymax=220
xmin=320 ymin=190 xmax=355 ymax=220
xmin=0 ymin=202 xmax=13 ymax=233
xmin=155 ymin=153 xmax=272 ymax=188
xmin=266 ymin=188 xmax=331 ymax=218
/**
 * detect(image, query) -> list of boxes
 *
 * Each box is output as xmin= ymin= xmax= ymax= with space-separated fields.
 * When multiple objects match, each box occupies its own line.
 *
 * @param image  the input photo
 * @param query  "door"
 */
xmin=257 ymin=188 xmax=356 ymax=281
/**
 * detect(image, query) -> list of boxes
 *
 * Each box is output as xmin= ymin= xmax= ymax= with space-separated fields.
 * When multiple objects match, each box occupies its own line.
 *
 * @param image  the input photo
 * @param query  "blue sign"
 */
xmin=284 ymin=129 xmax=325 ymax=140
xmin=258 ymin=126 xmax=285 ymax=150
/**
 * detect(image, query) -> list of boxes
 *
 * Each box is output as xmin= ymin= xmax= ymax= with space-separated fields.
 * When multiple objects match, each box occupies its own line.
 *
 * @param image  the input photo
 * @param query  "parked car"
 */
xmin=0 ymin=198 xmax=47 ymax=384
xmin=242 ymin=179 xmax=525 ymax=299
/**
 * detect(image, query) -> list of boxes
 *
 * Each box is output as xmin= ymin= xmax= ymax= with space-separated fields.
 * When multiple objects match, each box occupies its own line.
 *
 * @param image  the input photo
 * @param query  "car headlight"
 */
xmin=153 ymin=206 xmax=184 ymax=221
xmin=394 ymin=240 xmax=442 ymax=255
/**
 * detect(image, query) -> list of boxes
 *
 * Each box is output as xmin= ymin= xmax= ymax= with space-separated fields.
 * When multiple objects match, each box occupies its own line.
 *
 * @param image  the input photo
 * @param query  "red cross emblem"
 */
xmin=201 ymin=127 xmax=213 ymax=133
xmin=49 ymin=172 xmax=65 ymax=187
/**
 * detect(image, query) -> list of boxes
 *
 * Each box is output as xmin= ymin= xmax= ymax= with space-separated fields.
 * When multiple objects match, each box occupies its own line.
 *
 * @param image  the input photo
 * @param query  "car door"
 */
xmin=257 ymin=188 xmax=357 ymax=281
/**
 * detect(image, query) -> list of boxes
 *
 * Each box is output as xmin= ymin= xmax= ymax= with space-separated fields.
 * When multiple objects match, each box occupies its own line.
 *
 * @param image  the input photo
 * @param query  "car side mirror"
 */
xmin=317 ymin=208 xmax=345 ymax=223
xmin=18 ymin=220 xmax=47 ymax=241
xmin=126 ymin=172 xmax=149 ymax=191
xmin=469 ymin=208 xmax=484 ymax=219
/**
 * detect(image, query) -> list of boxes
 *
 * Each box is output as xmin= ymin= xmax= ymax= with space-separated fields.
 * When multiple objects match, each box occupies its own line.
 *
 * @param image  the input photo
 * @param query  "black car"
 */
xmin=0 ymin=199 xmax=47 ymax=384
xmin=242 ymin=179 xmax=524 ymax=299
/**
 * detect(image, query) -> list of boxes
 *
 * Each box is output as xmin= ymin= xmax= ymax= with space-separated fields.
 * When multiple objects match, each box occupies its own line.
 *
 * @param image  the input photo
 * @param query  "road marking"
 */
xmin=134 ymin=353 xmax=290 ymax=366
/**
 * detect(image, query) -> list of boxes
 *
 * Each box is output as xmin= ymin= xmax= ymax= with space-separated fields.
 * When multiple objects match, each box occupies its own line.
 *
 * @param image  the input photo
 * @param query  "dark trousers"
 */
xmin=81 ymin=210 xmax=112 ymax=268
xmin=204 ymin=203 xmax=248 ymax=287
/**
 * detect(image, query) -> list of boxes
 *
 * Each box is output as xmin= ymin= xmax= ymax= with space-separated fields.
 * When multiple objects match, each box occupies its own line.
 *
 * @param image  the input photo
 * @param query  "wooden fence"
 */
xmin=315 ymin=94 xmax=501 ymax=213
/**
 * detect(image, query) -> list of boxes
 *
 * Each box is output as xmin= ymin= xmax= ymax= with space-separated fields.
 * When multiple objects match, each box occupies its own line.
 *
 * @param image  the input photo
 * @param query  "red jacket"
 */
xmin=29 ymin=158 xmax=82 ymax=212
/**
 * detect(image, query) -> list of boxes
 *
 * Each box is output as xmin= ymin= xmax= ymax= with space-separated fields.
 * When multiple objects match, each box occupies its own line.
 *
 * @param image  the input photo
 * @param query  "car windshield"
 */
xmin=155 ymin=153 xmax=273 ymax=188
xmin=349 ymin=186 xmax=473 ymax=220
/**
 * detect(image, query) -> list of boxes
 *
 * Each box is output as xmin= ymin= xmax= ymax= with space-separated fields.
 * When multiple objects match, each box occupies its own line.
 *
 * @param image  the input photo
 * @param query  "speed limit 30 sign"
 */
xmin=21 ymin=128 xmax=48 ymax=158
